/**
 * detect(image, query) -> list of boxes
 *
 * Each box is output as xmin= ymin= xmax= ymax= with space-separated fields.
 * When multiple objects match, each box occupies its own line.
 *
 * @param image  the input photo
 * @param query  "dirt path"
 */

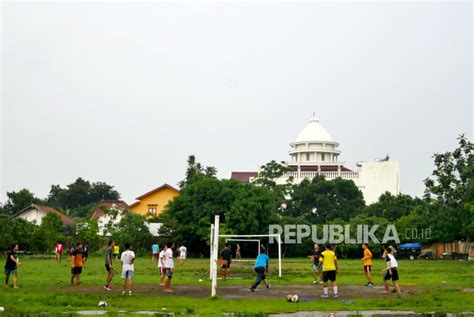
xmin=61 ymin=284 xmax=419 ymax=300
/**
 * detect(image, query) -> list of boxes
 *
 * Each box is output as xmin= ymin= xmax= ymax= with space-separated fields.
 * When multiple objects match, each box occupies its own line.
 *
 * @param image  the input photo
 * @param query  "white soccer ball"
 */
xmin=0 ymin=307 xmax=4 ymax=312
xmin=98 ymin=301 xmax=108 ymax=308
xmin=286 ymin=294 xmax=293 ymax=302
xmin=291 ymin=295 xmax=299 ymax=303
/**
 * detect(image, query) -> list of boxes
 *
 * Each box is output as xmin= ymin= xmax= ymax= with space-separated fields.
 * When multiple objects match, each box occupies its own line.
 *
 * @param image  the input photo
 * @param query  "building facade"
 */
xmin=128 ymin=184 xmax=180 ymax=217
xmin=232 ymin=115 xmax=400 ymax=205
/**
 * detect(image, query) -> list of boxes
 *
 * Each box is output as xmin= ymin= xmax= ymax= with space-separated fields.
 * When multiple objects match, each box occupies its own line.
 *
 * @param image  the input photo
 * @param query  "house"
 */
xmin=13 ymin=203 xmax=75 ymax=227
xmin=128 ymin=184 xmax=180 ymax=217
xmin=90 ymin=200 xmax=128 ymax=236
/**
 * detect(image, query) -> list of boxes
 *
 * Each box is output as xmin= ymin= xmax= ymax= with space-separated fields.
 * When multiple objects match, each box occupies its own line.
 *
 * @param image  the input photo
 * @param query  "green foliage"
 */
xmin=160 ymin=177 xmax=278 ymax=255
xmin=110 ymin=212 xmax=154 ymax=255
xmin=74 ymin=220 xmax=101 ymax=252
xmin=286 ymin=175 xmax=365 ymax=223
xmin=46 ymin=178 xmax=120 ymax=217
xmin=0 ymin=189 xmax=43 ymax=215
xmin=366 ymin=192 xmax=424 ymax=222
xmin=178 ymin=155 xmax=218 ymax=189
xmin=423 ymin=135 xmax=473 ymax=240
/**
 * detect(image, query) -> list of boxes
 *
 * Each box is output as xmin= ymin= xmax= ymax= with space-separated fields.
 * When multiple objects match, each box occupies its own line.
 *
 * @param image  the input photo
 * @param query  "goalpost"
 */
xmin=225 ymin=238 xmax=261 ymax=258
xmin=209 ymin=215 xmax=282 ymax=297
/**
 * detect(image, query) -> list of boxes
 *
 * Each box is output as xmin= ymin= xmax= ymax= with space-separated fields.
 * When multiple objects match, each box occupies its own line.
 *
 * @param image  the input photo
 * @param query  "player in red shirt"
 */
xmin=54 ymin=241 xmax=64 ymax=263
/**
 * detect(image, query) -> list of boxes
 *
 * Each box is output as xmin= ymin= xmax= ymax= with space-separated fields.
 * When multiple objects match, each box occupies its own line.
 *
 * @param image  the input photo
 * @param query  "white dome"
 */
xmin=295 ymin=117 xmax=335 ymax=143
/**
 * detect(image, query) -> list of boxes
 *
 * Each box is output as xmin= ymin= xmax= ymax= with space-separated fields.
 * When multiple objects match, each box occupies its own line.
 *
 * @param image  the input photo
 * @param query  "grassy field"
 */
xmin=0 ymin=255 xmax=473 ymax=316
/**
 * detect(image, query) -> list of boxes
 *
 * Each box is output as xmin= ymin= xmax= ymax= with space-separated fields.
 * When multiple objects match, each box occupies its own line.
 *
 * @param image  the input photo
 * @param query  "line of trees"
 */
xmin=1 ymin=135 xmax=472 ymax=258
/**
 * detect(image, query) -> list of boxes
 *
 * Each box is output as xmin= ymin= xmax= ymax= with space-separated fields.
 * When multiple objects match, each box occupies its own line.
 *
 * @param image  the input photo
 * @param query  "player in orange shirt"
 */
xmin=361 ymin=243 xmax=373 ymax=286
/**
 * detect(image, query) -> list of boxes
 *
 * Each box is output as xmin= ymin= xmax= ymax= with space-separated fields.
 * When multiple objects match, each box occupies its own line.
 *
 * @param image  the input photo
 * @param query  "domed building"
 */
xmin=231 ymin=115 xmax=400 ymax=204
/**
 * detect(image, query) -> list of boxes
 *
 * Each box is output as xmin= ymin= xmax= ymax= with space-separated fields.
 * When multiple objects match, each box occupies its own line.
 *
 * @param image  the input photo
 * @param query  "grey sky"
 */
xmin=2 ymin=1 xmax=472 ymax=204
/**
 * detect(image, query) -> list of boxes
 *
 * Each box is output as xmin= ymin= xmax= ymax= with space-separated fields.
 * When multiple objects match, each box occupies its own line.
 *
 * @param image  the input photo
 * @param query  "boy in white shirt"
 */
xmin=120 ymin=242 xmax=135 ymax=296
xmin=178 ymin=245 xmax=187 ymax=266
xmin=381 ymin=246 xmax=401 ymax=294
xmin=164 ymin=242 xmax=174 ymax=293
xmin=158 ymin=246 xmax=167 ymax=286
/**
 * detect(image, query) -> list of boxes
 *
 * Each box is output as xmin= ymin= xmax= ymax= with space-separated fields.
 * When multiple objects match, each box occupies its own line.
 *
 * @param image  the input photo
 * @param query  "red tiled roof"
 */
xmin=15 ymin=204 xmax=76 ymax=226
xmin=134 ymin=184 xmax=180 ymax=201
xmin=230 ymin=172 xmax=258 ymax=183
xmin=90 ymin=200 xmax=128 ymax=220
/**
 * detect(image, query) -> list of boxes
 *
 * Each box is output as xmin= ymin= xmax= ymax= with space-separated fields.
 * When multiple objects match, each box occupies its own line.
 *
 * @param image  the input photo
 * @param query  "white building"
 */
xmin=231 ymin=115 xmax=400 ymax=204
xmin=13 ymin=204 xmax=76 ymax=227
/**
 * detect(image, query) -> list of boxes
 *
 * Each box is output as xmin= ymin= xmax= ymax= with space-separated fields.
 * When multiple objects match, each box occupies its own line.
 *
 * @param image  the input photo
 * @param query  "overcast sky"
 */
xmin=1 ymin=1 xmax=472 ymax=204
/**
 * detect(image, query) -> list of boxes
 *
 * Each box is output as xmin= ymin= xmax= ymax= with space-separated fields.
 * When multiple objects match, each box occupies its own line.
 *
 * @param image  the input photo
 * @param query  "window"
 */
xmin=148 ymin=204 xmax=158 ymax=215
xmin=321 ymin=153 xmax=325 ymax=161
xmin=306 ymin=153 xmax=310 ymax=161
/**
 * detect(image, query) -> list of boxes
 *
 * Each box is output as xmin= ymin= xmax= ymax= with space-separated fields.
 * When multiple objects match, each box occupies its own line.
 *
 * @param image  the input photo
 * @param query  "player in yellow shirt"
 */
xmin=318 ymin=244 xmax=338 ymax=298
xmin=361 ymin=243 xmax=373 ymax=286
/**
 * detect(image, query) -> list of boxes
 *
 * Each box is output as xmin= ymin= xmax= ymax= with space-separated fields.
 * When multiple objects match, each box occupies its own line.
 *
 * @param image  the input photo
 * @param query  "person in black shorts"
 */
xmin=220 ymin=244 xmax=232 ymax=280
xmin=381 ymin=246 xmax=401 ymax=294
xmin=5 ymin=243 xmax=20 ymax=288
xmin=104 ymin=240 xmax=115 ymax=291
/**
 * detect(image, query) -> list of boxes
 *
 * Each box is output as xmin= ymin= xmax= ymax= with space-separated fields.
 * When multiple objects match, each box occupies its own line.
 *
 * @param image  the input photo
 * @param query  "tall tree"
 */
xmin=423 ymin=134 xmax=473 ymax=240
xmin=178 ymin=155 xmax=217 ymax=189
xmin=0 ymin=189 xmax=43 ymax=215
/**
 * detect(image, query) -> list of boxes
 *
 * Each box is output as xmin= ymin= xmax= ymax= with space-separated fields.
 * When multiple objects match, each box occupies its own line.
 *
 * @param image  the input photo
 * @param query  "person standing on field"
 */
xmin=151 ymin=242 xmax=159 ymax=263
xmin=164 ymin=242 xmax=174 ymax=293
xmin=235 ymin=243 xmax=241 ymax=260
xmin=5 ymin=243 xmax=20 ymax=288
xmin=220 ymin=244 xmax=232 ymax=280
xmin=113 ymin=244 xmax=120 ymax=260
xmin=70 ymin=242 xmax=84 ymax=286
xmin=308 ymin=243 xmax=322 ymax=284
xmin=319 ymin=244 xmax=339 ymax=298
xmin=104 ymin=240 xmax=115 ymax=291
xmin=121 ymin=242 xmax=135 ymax=296
xmin=54 ymin=241 xmax=64 ymax=263
xmin=361 ymin=243 xmax=373 ymax=286
xmin=158 ymin=245 xmax=167 ymax=286
xmin=381 ymin=246 xmax=401 ymax=294
xmin=178 ymin=245 xmax=187 ymax=266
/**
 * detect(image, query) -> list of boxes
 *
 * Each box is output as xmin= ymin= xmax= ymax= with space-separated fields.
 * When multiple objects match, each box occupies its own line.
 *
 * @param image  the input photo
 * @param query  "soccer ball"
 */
xmin=286 ymin=294 xmax=293 ymax=302
xmin=98 ymin=301 xmax=108 ymax=308
xmin=291 ymin=295 xmax=299 ymax=303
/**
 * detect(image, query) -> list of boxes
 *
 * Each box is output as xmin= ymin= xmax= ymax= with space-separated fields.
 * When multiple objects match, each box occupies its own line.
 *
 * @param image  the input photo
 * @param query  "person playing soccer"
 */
xmin=164 ymin=242 xmax=174 ymax=293
xmin=54 ymin=241 xmax=64 ymax=263
xmin=5 ymin=243 xmax=20 ymax=288
xmin=151 ymin=242 xmax=159 ymax=263
xmin=381 ymin=246 xmax=401 ymax=294
xmin=70 ymin=242 xmax=84 ymax=286
xmin=178 ymin=245 xmax=187 ymax=266
xmin=121 ymin=242 xmax=135 ymax=296
xmin=319 ymin=244 xmax=339 ymax=298
xmin=113 ymin=244 xmax=120 ymax=260
xmin=104 ymin=240 xmax=115 ymax=291
xmin=249 ymin=248 xmax=270 ymax=292
xmin=235 ymin=243 xmax=242 ymax=260
xmin=158 ymin=245 xmax=167 ymax=286
xmin=361 ymin=243 xmax=373 ymax=286
xmin=220 ymin=243 xmax=232 ymax=280
xmin=308 ymin=243 xmax=322 ymax=284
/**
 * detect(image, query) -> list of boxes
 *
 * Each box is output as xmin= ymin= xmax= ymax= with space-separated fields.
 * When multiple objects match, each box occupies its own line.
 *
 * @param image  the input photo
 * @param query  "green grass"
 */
xmin=0 ymin=256 xmax=473 ymax=316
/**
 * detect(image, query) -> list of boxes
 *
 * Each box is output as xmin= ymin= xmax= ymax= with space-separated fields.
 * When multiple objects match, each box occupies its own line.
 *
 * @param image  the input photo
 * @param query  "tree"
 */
xmin=111 ymin=213 xmax=153 ymax=255
xmin=75 ymin=220 xmax=101 ymax=252
xmin=423 ymin=135 xmax=473 ymax=240
xmin=178 ymin=155 xmax=217 ymax=189
xmin=253 ymin=160 xmax=294 ymax=210
xmin=0 ymin=189 xmax=43 ymax=215
xmin=365 ymin=192 xmax=424 ymax=222
xmin=160 ymin=177 xmax=278 ymax=255
xmin=46 ymin=178 xmax=120 ymax=217
xmin=286 ymin=175 xmax=365 ymax=223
